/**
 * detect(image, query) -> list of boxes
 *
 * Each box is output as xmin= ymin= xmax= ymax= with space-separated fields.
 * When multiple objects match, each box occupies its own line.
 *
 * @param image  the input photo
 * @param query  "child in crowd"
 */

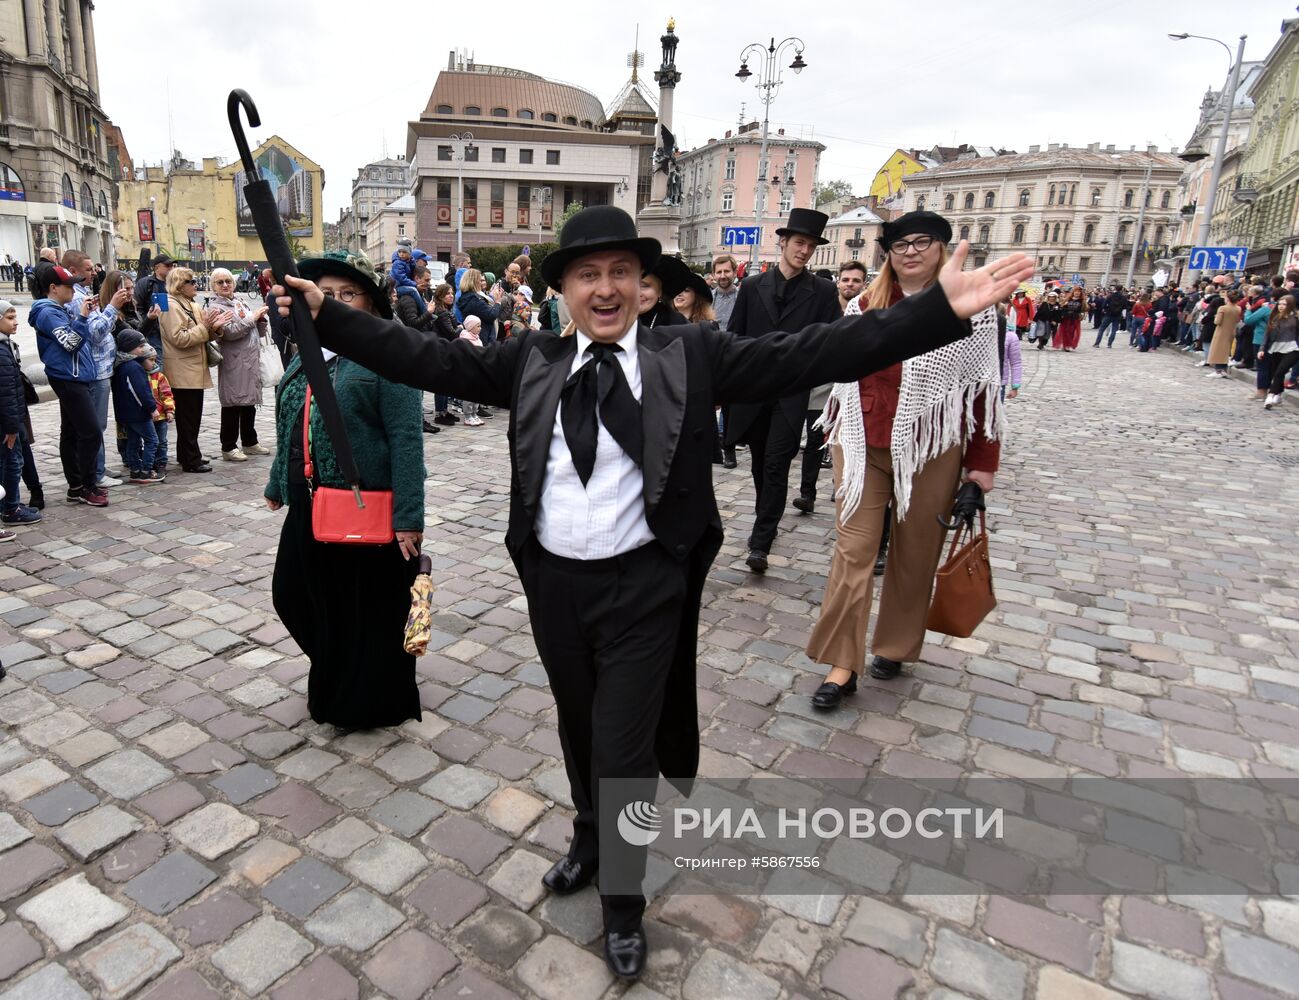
xmin=144 ymin=341 xmax=175 ymax=476
xmin=511 ymin=285 xmax=534 ymax=337
xmin=0 ymin=300 xmax=41 ymax=526
xmin=1002 ymin=320 xmax=1022 ymax=401
xmin=458 ymin=316 xmax=485 ymax=427
xmin=110 ymin=330 xmax=161 ymax=484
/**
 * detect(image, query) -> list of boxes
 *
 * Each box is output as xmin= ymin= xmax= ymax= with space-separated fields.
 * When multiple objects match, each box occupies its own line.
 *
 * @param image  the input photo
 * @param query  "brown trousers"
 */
xmin=806 ymin=444 xmax=963 ymax=670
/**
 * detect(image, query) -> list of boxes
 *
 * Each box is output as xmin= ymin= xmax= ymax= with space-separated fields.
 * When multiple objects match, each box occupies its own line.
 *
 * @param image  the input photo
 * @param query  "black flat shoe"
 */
xmin=869 ymin=655 xmax=903 ymax=680
xmin=811 ymin=675 xmax=857 ymax=710
xmin=792 ymin=495 xmax=814 ymax=514
xmin=722 ymin=449 xmax=737 ymax=469
xmin=185 ymin=464 xmax=212 ymax=474
xmin=541 ymin=857 xmax=597 ymax=895
xmin=604 ymin=928 xmax=647 ymax=981
xmin=422 ymin=419 xmax=442 ymax=434
xmin=745 ymin=549 xmax=768 ymax=574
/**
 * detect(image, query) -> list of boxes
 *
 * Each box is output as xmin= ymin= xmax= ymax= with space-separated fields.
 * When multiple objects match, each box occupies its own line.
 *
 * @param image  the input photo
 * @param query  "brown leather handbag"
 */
xmin=926 ymin=511 xmax=996 ymax=638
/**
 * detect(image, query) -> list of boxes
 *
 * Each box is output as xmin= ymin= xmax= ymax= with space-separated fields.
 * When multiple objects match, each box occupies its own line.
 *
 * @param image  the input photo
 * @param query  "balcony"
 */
xmin=1233 ymin=174 xmax=1261 ymax=205
xmin=1179 ymin=202 xmax=1197 ymax=217
xmin=845 ymin=238 xmax=865 ymax=248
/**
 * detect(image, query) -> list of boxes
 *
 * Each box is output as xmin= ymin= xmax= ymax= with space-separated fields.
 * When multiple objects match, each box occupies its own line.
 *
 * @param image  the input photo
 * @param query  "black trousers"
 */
xmin=1269 ymin=350 xmax=1299 ymax=394
xmin=172 ymin=388 xmax=205 ymax=469
xmin=746 ymin=403 xmax=802 ymax=553
xmin=517 ymin=537 xmax=687 ymax=933
xmin=800 ymin=409 xmax=825 ymax=500
xmin=47 ymin=377 xmax=100 ymax=492
xmin=220 ymin=406 xmax=258 ymax=451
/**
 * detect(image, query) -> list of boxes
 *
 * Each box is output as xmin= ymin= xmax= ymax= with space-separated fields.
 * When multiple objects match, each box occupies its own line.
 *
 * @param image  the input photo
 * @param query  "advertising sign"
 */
xmin=234 ymin=146 xmax=314 ymax=237
xmin=137 ymin=209 xmax=155 ymax=243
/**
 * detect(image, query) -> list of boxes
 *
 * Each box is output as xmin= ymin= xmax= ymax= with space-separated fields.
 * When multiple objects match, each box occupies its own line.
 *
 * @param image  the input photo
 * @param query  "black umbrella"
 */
xmin=227 ymin=89 xmax=364 ymax=504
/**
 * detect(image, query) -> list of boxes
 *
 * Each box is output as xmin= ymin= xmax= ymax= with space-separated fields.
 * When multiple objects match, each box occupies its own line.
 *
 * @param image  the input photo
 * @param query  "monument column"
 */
xmin=66 ymin=0 xmax=88 ymax=83
xmin=82 ymin=2 xmax=101 ymax=96
xmin=636 ymin=19 xmax=683 ymax=254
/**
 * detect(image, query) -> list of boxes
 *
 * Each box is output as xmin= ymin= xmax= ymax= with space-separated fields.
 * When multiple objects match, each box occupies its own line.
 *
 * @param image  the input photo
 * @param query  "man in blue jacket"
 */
xmin=33 ymin=265 xmax=107 ymax=506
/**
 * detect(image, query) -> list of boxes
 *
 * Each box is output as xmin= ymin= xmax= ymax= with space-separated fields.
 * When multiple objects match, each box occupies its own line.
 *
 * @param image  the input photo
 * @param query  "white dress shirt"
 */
xmin=534 ymin=323 xmax=655 ymax=560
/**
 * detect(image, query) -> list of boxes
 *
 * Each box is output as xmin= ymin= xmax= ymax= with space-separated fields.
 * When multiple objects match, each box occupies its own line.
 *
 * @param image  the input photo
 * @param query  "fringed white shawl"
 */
xmin=817 ymin=295 xmax=1005 ymax=523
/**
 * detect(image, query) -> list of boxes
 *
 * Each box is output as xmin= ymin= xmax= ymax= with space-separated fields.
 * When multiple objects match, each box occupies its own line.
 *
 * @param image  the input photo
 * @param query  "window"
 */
xmin=853 ymin=227 xmax=862 ymax=239
xmin=1019 ymin=189 xmax=1030 ymax=207
xmin=850 ymin=248 xmax=860 ymax=260
xmin=1079 ymin=256 xmax=1091 ymax=270
xmin=959 ymin=224 xmax=971 ymax=240
xmin=542 ymin=113 xmax=557 ymax=122
xmin=580 ymin=120 xmax=593 ymax=129
xmin=1048 ymin=184 xmax=1056 ymax=205
xmin=463 ymin=181 xmax=477 ymax=226
xmin=1069 ymin=183 xmax=1077 ymax=205
xmin=517 ymin=184 xmax=531 ymax=227
xmin=492 ymin=147 xmax=506 ymax=163
xmin=1155 ymin=225 xmax=1165 ymax=246
xmin=916 ymin=195 xmax=926 ymax=210
xmin=98 ymin=191 xmax=107 ymax=218
xmin=1124 ymin=189 xmax=1134 ymax=207
xmin=1052 ymin=223 xmax=1061 ymax=242
xmin=464 ymin=105 xmax=481 ymax=115
xmin=546 ymin=150 xmax=560 ymax=165
xmin=397 ymin=222 xmax=406 ymax=236
xmin=1083 ymin=223 xmax=1094 ymax=244
xmin=436 ymin=181 xmax=451 ymax=227
xmin=721 ymin=191 xmax=734 ymax=212
xmin=978 ymin=224 xmax=990 ymax=244
xmin=1063 ymin=223 xmax=1070 ymax=242
xmin=1117 ymin=223 xmax=1129 ymax=244
xmin=1144 ymin=189 xmax=1152 ymax=207
xmin=437 ymin=145 xmax=452 ymax=161
xmin=779 ymin=191 xmax=792 ymax=214
xmin=784 ymin=160 xmax=796 ymax=183
xmin=519 ymin=149 xmax=533 ymax=164
xmin=1091 ymin=187 xmax=1101 ymax=206
xmin=963 ymin=192 xmax=975 ymax=210
xmin=725 ymin=158 xmax=735 ymax=180
xmin=490 ymin=182 xmax=504 ymax=227
xmin=984 ymin=191 xmax=995 ymax=208
xmin=61 ymin=174 xmax=75 ymax=209
xmin=518 ymin=109 xmax=534 ymax=120
xmin=944 ymin=193 xmax=955 ymax=210
xmin=1012 ymin=223 xmax=1025 ymax=244
xmin=436 ymin=104 xmax=453 ymax=114
xmin=79 ymin=182 xmax=92 ymax=214
xmin=1042 ymin=223 xmax=1049 ymax=241
xmin=492 ymin=107 xmax=508 ymax=117
xmin=464 ymin=145 xmax=478 ymax=162
xmin=1160 ymin=190 xmax=1170 ymax=209
xmin=563 ymin=116 xmax=577 ymax=126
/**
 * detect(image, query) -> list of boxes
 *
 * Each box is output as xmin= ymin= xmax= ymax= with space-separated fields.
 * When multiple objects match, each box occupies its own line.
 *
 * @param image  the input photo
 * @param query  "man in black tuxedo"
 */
xmin=275 ymin=206 xmax=1033 ymax=981
xmin=724 ymin=208 xmax=843 ymax=573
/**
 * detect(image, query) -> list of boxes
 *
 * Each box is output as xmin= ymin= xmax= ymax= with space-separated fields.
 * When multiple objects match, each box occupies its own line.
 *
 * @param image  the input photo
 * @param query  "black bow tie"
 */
xmin=559 ymin=341 xmax=643 ymax=487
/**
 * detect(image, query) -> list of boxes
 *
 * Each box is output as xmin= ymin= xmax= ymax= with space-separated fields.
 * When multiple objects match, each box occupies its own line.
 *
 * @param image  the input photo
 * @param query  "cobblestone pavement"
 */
xmin=1 ymin=336 xmax=1298 ymax=1000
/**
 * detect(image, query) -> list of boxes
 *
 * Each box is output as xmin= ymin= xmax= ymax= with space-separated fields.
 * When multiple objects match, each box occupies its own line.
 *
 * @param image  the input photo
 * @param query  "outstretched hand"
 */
xmin=272 ymin=274 xmax=324 ymax=321
xmin=938 ymin=241 xmax=1035 ymax=319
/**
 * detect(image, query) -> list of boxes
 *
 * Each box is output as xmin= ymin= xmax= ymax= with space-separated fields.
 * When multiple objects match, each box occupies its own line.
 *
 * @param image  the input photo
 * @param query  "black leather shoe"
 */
xmin=422 ymin=419 xmax=442 ymax=434
xmin=185 ymin=463 xmax=212 ymax=474
xmin=869 ymin=655 xmax=903 ymax=680
xmin=542 ymin=857 xmax=597 ymax=895
xmin=745 ymin=549 xmax=768 ymax=574
xmin=722 ymin=449 xmax=737 ymax=469
xmin=792 ymin=494 xmax=814 ymax=514
xmin=811 ymin=674 xmax=858 ymax=710
xmin=604 ymin=928 xmax=647 ymax=981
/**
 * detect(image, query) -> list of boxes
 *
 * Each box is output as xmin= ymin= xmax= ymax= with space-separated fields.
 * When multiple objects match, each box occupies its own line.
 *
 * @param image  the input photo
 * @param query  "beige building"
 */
xmin=810 ymin=205 xmax=885 ymax=274
xmin=115 ymin=137 xmax=325 ymax=267
xmin=344 ymin=156 xmax=410 ymax=256
xmin=904 ymin=144 xmax=1185 ymax=286
xmin=365 ymin=194 xmax=415 ymax=269
xmin=0 ymin=0 xmax=123 ymax=265
xmin=407 ymin=54 xmax=651 ymax=260
xmin=675 ymin=122 xmax=825 ymax=268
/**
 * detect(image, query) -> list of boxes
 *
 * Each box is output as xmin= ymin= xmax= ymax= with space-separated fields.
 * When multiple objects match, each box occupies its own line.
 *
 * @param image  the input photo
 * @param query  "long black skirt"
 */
xmin=272 ymin=484 xmax=422 ymax=729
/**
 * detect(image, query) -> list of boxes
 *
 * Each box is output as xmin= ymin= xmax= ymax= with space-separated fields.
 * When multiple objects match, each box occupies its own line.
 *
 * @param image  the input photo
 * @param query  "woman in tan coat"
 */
xmin=159 ymin=267 xmax=226 ymax=472
xmin=1205 ymin=290 xmax=1242 ymax=380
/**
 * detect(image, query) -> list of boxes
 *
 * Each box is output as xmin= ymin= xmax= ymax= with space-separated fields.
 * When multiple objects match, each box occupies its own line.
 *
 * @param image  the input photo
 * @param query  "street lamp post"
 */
xmin=450 ymin=131 xmax=475 ymax=255
xmin=149 ymin=196 xmax=158 ymax=256
xmin=1125 ymin=156 xmax=1154 ymax=288
xmin=735 ymin=36 xmax=807 ymax=271
xmin=1170 ymin=32 xmax=1247 ymax=284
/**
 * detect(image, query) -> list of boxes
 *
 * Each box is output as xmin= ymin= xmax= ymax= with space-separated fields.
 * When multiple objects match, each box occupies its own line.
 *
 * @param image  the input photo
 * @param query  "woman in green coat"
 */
xmin=264 ymin=250 xmax=426 ymax=729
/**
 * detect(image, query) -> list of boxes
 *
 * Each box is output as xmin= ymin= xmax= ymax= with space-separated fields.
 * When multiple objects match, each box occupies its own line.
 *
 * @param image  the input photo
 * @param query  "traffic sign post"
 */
xmin=1188 ymin=246 xmax=1248 ymax=273
xmin=723 ymin=226 xmax=761 ymax=248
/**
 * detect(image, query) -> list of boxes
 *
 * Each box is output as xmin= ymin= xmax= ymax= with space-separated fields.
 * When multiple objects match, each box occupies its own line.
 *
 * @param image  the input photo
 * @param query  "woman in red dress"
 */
xmin=1053 ymin=286 xmax=1085 ymax=350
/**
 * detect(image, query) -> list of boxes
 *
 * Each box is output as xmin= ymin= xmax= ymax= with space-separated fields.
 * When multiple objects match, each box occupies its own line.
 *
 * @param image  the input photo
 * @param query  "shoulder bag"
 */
xmin=926 ymin=510 xmax=996 ymax=638
xmin=302 ymin=382 xmax=393 ymax=545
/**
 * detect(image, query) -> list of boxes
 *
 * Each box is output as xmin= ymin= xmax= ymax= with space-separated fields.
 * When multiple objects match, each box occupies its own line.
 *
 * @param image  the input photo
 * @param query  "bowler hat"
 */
xmin=541 ymin=205 xmax=661 ymax=290
xmin=878 ymin=211 xmax=953 ymax=250
xmin=298 ymin=249 xmax=393 ymax=319
xmin=650 ymin=254 xmax=694 ymax=300
xmin=680 ymin=269 xmax=712 ymax=304
xmin=775 ymin=208 xmax=830 ymax=246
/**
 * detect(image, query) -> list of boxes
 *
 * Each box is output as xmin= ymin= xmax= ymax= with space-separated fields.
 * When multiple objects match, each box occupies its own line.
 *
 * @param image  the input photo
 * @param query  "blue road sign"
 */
xmin=1189 ymin=246 xmax=1248 ymax=272
xmin=1071 ymin=273 xmax=1083 ymax=285
xmin=723 ymin=226 xmax=761 ymax=247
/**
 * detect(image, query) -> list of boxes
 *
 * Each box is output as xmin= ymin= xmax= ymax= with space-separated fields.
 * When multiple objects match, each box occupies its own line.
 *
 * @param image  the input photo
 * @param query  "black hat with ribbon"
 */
xmin=775 ymin=207 xmax=830 ymax=246
xmin=877 ymin=210 xmax=953 ymax=251
xmin=540 ymin=205 xmax=661 ymax=291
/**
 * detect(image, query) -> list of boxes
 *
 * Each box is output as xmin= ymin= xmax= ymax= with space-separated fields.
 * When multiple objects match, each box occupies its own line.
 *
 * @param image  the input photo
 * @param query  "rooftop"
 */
xmin=920 ymin=147 xmax=1186 ymax=176
xmin=828 ymin=206 xmax=884 ymax=226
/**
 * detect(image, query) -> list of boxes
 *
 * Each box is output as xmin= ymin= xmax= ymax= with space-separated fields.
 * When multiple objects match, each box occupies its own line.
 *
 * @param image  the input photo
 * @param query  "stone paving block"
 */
xmin=683 ymin=946 xmax=780 ymax=1000
xmin=210 ymin=761 xmax=278 ymax=804
xmin=420 ymin=763 xmax=498 ymax=808
xmin=0 ymin=759 xmax=70 ymax=801
xmin=984 ymin=897 xmax=1100 ymax=975
xmin=659 ymin=891 xmax=761 ymax=946
xmin=170 ymin=802 xmax=259 ymax=859
xmin=1035 ymin=967 xmax=1127 ymax=999
xmin=427 ymin=968 xmax=519 ymax=1000
xmin=136 ymin=968 xmax=224 ymax=1000
xmin=79 ymin=922 xmax=181 ymax=998
xmin=368 ymin=789 xmax=443 ymax=836
xmin=250 ymin=781 xmax=341 ymax=837
xmin=531 ymin=766 xmax=574 ymax=808
xmin=422 ymin=814 xmax=511 ymax=873
xmin=240 ymin=729 xmax=303 ymax=760
xmin=344 ymin=833 xmax=429 ymax=894
xmin=485 ymin=848 xmax=552 ymax=911
xmin=0 ymin=922 xmax=43 ymax=981
xmin=230 ymin=837 xmax=301 ymax=885
xmin=536 ymin=886 xmax=604 ymax=945
xmin=455 ymin=904 xmax=543 ymax=966
xmin=83 ymin=749 xmax=170 ymax=799
xmin=0 ymin=841 xmax=66 ymax=900
xmin=317 ymin=763 xmax=394 ymax=809
xmin=16 ymin=873 xmax=128 ymax=950
xmin=100 ymin=831 xmax=167 ymax=884
xmin=269 ymin=954 xmax=359 ymax=1000
xmin=21 ymin=779 xmax=99 ymax=826
xmin=373 ymin=743 xmax=441 ymax=782
xmin=19 ymin=708 xmax=90 ymax=747
xmin=0 ymin=739 xmax=33 ymax=775
xmin=483 ymin=787 xmax=547 ymax=837
xmin=171 ymin=887 xmax=260 ymax=946
xmin=133 ymin=781 xmax=205 ymax=825
xmin=1220 ymin=928 xmax=1299 ymax=996
xmin=211 ymin=915 xmax=314 ymax=996
xmin=304 ymin=887 xmax=405 ymax=950
xmin=407 ymin=868 xmax=490 ymax=928
xmin=173 ymin=741 xmax=247 ymax=775
xmin=123 ymin=851 xmax=217 ymax=915
xmin=362 ymin=928 xmax=460 ymax=1000
xmin=263 ymin=856 xmax=350 ymax=918
xmin=820 ymin=943 xmax=915 ymax=999
xmin=517 ymin=935 xmax=613 ymax=1000
xmin=54 ymin=730 xmax=122 ymax=767
xmin=276 ymin=747 xmax=342 ymax=782
xmin=0 ymin=811 xmax=32 ymax=852
xmin=0 ymin=964 xmax=92 ymax=1000
xmin=304 ymin=816 xmax=379 ymax=859
xmin=139 ymin=721 xmax=210 ymax=759
xmin=931 ymin=927 xmax=1028 ymax=1000
xmin=54 ymin=803 xmax=142 ymax=861
xmin=843 ymin=896 xmax=928 ymax=965
xmin=1110 ymin=940 xmax=1211 ymax=1000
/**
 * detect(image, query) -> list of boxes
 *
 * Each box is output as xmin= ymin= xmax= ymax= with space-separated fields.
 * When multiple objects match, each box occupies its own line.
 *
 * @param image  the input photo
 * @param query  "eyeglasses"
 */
xmin=321 ymin=288 xmax=366 ymax=303
xmin=887 ymin=236 xmax=937 ymax=256
xmin=182 ymin=279 xmax=197 ymax=286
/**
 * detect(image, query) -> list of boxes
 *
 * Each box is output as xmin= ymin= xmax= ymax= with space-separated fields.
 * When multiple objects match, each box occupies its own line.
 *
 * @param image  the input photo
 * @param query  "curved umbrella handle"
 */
xmin=227 ymin=90 xmax=261 ymax=176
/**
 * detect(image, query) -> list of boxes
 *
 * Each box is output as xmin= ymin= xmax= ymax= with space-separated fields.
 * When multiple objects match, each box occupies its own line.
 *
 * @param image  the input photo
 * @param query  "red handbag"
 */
xmin=302 ymin=384 xmax=394 ymax=545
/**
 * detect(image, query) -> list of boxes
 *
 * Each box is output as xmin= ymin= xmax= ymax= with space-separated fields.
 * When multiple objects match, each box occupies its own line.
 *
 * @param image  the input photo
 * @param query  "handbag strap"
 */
xmin=302 ymin=383 xmax=315 ymax=483
xmin=945 ymin=509 xmax=987 ymax=562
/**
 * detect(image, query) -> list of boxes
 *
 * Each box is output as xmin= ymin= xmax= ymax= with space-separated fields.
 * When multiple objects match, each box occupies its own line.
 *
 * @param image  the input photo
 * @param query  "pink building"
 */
xmin=676 ymin=122 xmax=824 ymax=268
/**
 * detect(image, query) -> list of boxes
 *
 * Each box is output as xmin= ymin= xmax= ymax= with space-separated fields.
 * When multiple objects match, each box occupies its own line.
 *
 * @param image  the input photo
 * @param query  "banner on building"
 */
xmin=137 ymin=209 xmax=155 ymax=243
xmin=234 ymin=146 xmax=314 ymax=237
xmin=187 ymin=228 xmax=206 ymax=257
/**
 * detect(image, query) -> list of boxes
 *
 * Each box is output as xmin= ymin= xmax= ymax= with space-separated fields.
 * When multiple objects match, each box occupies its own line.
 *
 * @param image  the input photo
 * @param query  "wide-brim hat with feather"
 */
xmin=649 ymin=254 xmax=695 ymax=300
xmin=298 ymin=249 xmax=392 ymax=319
xmin=540 ymin=205 xmax=661 ymax=291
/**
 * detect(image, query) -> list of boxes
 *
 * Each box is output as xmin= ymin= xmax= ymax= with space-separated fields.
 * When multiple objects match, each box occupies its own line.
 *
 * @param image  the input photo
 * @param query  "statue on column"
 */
xmin=655 ymin=125 xmax=682 ymax=207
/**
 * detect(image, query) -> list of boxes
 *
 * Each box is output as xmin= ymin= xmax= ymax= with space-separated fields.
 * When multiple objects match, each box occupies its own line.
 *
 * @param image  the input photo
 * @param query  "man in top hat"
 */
xmin=273 ymin=205 xmax=1033 ymax=981
xmin=724 ymin=208 xmax=843 ymax=573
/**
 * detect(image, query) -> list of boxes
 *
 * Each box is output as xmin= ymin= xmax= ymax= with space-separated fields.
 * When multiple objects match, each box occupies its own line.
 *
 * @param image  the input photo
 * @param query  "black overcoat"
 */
xmin=310 ymin=288 xmax=969 ymax=786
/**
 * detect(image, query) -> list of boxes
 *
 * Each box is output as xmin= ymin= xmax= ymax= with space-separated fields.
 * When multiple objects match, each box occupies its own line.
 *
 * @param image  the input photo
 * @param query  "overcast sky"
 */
xmin=95 ymin=1 xmax=1291 ymax=220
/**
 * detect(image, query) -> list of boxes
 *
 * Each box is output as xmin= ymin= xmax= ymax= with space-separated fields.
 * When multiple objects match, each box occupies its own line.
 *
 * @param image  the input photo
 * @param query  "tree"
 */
xmin=555 ymin=201 xmax=585 ymax=239
xmin=813 ymin=180 xmax=854 ymax=207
